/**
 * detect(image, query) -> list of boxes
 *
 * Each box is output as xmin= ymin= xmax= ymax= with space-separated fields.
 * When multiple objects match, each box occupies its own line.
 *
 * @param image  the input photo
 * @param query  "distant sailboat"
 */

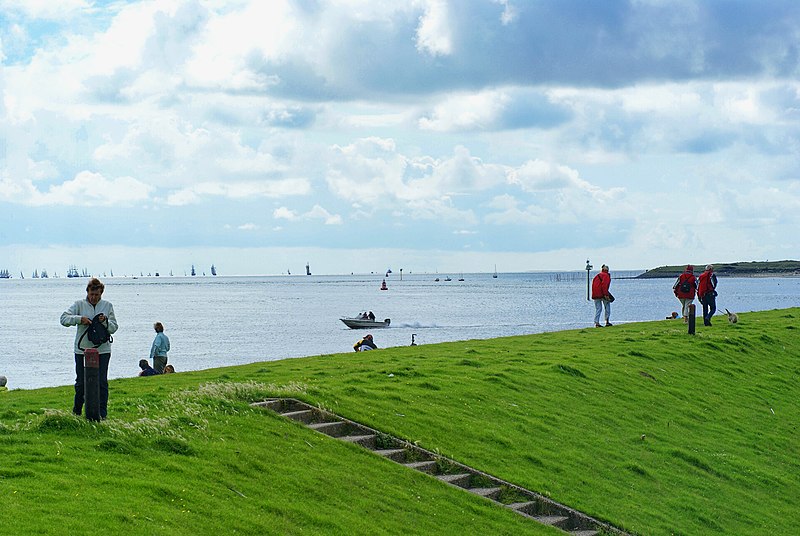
xmin=20 ymin=271 xmax=24 ymax=279
xmin=211 ymin=264 xmax=217 ymax=276
xmin=191 ymin=265 xmax=196 ymax=276
xmin=458 ymin=273 xmax=464 ymax=281
xmin=67 ymin=265 xmax=80 ymax=278
xmin=493 ymin=265 xmax=498 ymax=278
xmin=306 ymin=262 xmax=311 ymax=276
xmin=32 ymin=269 xmax=39 ymax=278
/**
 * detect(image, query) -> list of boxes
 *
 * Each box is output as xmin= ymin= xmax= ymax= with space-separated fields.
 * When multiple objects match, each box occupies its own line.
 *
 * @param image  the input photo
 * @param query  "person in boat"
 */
xmin=354 ymin=334 xmax=377 ymax=352
xmin=360 ymin=312 xmax=369 ymax=319
xmin=368 ymin=311 xmax=375 ymax=321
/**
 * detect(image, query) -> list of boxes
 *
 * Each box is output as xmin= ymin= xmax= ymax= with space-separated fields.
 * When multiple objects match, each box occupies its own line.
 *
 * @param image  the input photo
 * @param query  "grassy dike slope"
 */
xmin=2 ymin=309 xmax=799 ymax=535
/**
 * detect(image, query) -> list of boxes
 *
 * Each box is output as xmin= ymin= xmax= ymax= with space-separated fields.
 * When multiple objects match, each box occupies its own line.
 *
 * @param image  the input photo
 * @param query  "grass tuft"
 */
xmin=554 ymin=364 xmax=587 ymax=378
xmin=151 ymin=437 xmax=195 ymax=456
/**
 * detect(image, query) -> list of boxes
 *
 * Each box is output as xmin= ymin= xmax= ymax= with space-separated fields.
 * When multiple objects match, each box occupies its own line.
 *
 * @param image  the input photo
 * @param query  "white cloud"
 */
xmin=419 ymin=91 xmax=508 ymax=132
xmin=415 ymin=0 xmax=452 ymax=56
xmin=0 ymin=0 xmax=92 ymax=20
xmin=5 ymin=170 xmax=153 ymax=207
xmin=273 ymin=207 xmax=297 ymax=220
xmin=166 ymin=178 xmax=311 ymax=206
xmin=305 ymin=204 xmax=342 ymax=225
xmin=237 ymin=223 xmax=259 ymax=231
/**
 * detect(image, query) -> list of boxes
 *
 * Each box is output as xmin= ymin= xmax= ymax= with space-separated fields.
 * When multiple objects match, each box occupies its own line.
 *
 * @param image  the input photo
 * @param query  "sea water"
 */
xmin=2 ymin=272 xmax=798 ymax=390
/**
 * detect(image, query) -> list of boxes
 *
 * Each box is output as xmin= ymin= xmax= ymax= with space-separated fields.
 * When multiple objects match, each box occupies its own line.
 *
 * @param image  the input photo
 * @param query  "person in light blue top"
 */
xmin=150 ymin=322 xmax=170 ymax=374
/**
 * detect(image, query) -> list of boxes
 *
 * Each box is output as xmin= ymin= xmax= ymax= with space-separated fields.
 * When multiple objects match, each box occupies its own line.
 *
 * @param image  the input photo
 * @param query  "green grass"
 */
xmin=2 ymin=309 xmax=799 ymax=535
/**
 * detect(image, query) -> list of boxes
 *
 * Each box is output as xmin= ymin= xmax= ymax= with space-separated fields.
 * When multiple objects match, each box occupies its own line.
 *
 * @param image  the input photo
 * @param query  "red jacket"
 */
xmin=673 ymin=272 xmax=697 ymax=299
xmin=591 ymin=271 xmax=611 ymax=299
xmin=697 ymin=270 xmax=717 ymax=298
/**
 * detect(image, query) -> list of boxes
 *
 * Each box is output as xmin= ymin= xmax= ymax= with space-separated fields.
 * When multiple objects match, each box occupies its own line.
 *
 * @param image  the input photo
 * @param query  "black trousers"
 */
xmin=701 ymin=293 xmax=717 ymax=322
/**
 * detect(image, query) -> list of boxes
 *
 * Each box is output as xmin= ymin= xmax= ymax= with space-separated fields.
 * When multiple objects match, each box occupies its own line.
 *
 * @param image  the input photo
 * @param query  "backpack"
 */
xmin=679 ymin=280 xmax=692 ymax=293
xmin=79 ymin=313 xmax=112 ymax=348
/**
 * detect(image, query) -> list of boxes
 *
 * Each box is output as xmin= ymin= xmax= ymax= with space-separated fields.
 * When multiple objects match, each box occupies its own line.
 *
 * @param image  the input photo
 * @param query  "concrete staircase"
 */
xmin=253 ymin=398 xmax=630 ymax=536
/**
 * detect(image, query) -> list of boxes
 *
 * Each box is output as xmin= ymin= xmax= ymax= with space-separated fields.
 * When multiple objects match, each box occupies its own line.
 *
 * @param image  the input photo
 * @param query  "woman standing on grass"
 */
xmin=591 ymin=264 xmax=613 ymax=328
xmin=150 ymin=322 xmax=170 ymax=374
xmin=61 ymin=277 xmax=118 ymax=419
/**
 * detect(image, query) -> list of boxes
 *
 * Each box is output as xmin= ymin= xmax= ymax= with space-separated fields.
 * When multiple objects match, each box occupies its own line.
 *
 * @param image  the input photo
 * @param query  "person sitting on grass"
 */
xmin=353 ymin=334 xmax=377 ymax=352
xmin=163 ymin=364 xmax=175 ymax=374
xmin=138 ymin=359 xmax=159 ymax=376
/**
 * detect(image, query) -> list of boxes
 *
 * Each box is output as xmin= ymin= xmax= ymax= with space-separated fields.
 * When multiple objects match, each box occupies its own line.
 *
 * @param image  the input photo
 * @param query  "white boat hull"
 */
xmin=340 ymin=318 xmax=391 ymax=329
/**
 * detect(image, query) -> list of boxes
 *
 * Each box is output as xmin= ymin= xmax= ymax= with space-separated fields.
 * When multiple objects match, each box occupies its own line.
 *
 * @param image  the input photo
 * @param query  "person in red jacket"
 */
xmin=591 ymin=264 xmax=613 ymax=327
xmin=697 ymin=264 xmax=718 ymax=326
xmin=673 ymin=265 xmax=697 ymax=322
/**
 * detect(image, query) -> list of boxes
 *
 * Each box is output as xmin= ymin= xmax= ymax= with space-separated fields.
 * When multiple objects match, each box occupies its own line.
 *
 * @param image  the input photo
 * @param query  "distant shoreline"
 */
xmin=636 ymin=260 xmax=800 ymax=279
xmin=634 ymin=271 xmax=800 ymax=279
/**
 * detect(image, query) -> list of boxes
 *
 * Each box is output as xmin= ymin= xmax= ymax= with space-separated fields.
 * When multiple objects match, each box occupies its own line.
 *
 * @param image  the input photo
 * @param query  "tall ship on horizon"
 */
xmin=211 ymin=264 xmax=217 ymax=276
xmin=67 ymin=265 xmax=80 ymax=278
xmin=0 ymin=269 xmax=10 ymax=279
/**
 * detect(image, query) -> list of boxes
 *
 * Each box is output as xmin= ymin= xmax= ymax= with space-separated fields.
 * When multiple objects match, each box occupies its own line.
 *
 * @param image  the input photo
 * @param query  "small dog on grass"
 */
xmin=725 ymin=309 xmax=739 ymax=324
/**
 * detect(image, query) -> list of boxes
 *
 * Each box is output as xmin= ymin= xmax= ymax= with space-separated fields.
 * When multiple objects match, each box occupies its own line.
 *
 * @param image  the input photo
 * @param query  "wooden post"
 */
xmin=688 ymin=303 xmax=696 ymax=335
xmin=83 ymin=348 xmax=101 ymax=421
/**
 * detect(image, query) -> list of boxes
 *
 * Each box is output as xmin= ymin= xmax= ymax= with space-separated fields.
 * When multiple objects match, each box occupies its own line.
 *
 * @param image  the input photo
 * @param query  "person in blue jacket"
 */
xmin=150 ymin=322 xmax=171 ymax=373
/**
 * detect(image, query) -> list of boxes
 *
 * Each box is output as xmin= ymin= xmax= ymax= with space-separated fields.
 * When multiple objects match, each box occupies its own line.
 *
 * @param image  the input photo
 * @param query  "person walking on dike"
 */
xmin=150 ymin=322 xmax=170 ymax=374
xmin=697 ymin=265 xmax=718 ymax=326
xmin=673 ymin=265 xmax=697 ymax=323
xmin=138 ymin=359 xmax=159 ymax=377
xmin=60 ymin=277 xmax=118 ymax=419
xmin=354 ymin=334 xmax=377 ymax=351
xmin=591 ymin=264 xmax=613 ymax=328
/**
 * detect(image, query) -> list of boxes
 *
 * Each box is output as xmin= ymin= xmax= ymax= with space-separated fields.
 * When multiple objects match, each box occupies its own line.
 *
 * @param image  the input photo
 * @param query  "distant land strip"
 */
xmin=636 ymin=260 xmax=800 ymax=278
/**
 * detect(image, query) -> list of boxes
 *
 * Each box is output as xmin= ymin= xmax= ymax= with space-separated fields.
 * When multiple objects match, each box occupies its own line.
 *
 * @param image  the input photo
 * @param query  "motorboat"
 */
xmin=340 ymin=317 xmax=391 ymax=329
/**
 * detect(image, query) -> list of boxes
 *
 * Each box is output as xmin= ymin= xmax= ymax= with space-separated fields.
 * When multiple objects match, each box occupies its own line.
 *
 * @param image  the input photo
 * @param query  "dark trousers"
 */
xmin=74 ymin=353 xmax=111 ymax=419
xmin=153 ymin=355 xmax=167 ymax=374
xmin=701 ymin=293 xmax=717 ymax=323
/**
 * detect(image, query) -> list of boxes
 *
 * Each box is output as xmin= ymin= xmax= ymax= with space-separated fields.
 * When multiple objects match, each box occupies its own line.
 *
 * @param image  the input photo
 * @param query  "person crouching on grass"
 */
xmin=354 ymin=334 xmax=377 ymax=351
xmin=138 ymin=359 xmax=159 ymax=377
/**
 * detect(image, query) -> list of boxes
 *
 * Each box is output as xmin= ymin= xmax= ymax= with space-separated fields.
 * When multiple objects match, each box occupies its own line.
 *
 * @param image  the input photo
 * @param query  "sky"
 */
xmin=1 ymin=0 xmax=799 ymax=276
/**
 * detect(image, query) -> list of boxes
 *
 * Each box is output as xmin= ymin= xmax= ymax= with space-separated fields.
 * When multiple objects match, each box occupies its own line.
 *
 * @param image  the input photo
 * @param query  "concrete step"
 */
xmin=281 ymin=409 xmax=319 ymax=424
xmin=340 ymin=434 xmax=376 ymax=449
xmin=374 ymin=448 xmax=407 ymax=462
xmin=436 ymin=473 xmax=472 ymax=487
xmin=308 ymin=420 xmax=353 ymax=437
xmin=404 ymin=460 xmax=438 ymax=474
xmin=569 ymin=531 xmax=599 ymax=536
xmin=534 ymin=515 xmax=570 ymax=529
xmin=469 ymin=487 xmax=502 ymax=500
